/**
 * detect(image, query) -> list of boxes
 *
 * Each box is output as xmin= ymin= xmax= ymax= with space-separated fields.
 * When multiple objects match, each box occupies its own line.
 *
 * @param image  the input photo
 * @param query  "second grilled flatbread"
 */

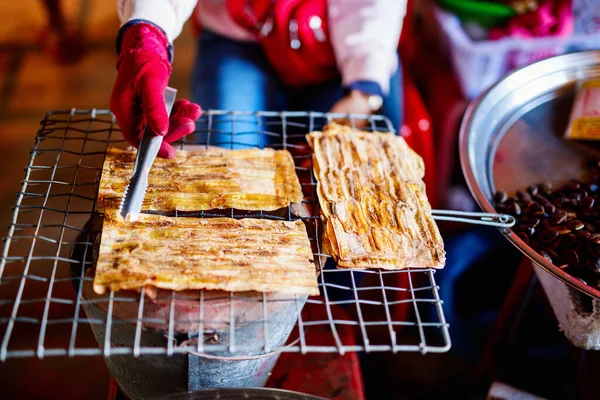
xmin=308 ymin=123 xmax=445 ymax=270
xmin=93 ymin=211 xmax=319 ymax=295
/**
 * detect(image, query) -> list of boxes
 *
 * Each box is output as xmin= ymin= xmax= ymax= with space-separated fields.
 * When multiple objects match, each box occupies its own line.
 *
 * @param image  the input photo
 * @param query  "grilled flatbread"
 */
xmin=308 ymin=123 xmax=445 ymax=270
xmin=93 ymin=211 xmax=319 ymax=295
xmin=97 ymin=147 xmax=303 ymax=212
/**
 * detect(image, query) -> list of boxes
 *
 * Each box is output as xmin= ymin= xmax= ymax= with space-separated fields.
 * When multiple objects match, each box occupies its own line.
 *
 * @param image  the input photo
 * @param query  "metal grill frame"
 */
xmin=0 ymin=109 xmax=451 ymax=360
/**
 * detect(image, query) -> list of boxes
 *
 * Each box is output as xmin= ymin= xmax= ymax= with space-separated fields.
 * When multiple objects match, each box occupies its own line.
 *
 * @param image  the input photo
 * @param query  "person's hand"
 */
xmin=110 ymin=23 xmax=201 ymax=158
xmin=157 ymin=99 xmax=202 ymax=158
xmin=329 ymin=90 xmax=374 ymax=129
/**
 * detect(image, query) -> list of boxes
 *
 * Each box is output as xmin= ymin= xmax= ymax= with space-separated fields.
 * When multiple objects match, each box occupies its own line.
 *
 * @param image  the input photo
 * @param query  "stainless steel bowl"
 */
xmin=460 ymin=51 xmax=600 ymax=301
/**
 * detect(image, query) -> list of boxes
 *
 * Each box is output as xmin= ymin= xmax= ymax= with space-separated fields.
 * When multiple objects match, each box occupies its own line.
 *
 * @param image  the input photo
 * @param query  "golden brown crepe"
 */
xmin=93 ymin=210 xmax=319 ymax=295
xmin=307 ymin=123 xmax=445 ymax=270
xmin=97 ymin=147 xmax=303 ymax=212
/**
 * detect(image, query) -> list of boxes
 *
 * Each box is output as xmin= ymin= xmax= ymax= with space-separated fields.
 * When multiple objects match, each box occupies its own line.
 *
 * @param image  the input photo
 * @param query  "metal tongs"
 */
xmin=119 ymin=87 xmax=178 ymax=221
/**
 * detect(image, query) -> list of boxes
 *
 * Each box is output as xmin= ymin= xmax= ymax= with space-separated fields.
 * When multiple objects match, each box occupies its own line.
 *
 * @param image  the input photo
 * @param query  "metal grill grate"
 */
xmin=0 ymin=110 xmax=451 ymax=360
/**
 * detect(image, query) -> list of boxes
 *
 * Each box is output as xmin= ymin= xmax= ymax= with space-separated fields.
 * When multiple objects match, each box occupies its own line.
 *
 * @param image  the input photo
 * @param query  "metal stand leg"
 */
xmin=471 ymin=256 xmax=537 ymax=397
xmin=575 ymin=347 xmax=600 ymax=399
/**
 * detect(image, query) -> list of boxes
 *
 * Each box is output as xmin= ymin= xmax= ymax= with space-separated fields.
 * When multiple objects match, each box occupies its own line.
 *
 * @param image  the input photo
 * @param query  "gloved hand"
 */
xmin=157 ymin=99 xmax=203 ymax=158
xmin=110 ymin=23 xmax=201 ymax=159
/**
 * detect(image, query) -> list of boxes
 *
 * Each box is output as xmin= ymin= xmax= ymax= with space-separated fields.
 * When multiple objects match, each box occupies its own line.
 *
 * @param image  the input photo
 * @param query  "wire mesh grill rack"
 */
xmin=0 ymin=109 xmax=451 ymax=360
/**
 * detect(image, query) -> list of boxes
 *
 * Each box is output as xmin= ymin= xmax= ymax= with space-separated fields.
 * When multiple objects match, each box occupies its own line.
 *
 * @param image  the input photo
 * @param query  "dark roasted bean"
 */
xmin=585 ymin=222 xmax=597 ymax=233
xmin=546 ymin=237 xmax=562 ymax=249
xmin=588 ymin=258 xmax=600 ymax=274
xmin=589 ymin=234 xmax=600 ymax=245
xmin=518 ymin=223 xmax=528 ymax=232
xmin=545 ymin=204 xmax=556 ymax=214
xmin=540 ymin=228 xmax=559 ymax=243
xmin=526 ymin=201 xmax=539 ymax=211
xmin=580 ymin=212 xmax=593 ymax=222
xmin=540 ymin=182 xmax=552 ymax=194
xmin=565 ymin=249 xmax=580 ymax=266
xmin=541 ymin=219 xmax=553 ymax=231
xmin=571 ymin=199 xmax=581 ymax=208
xmin=533 ymin=194 xmax=548 ymax=203
xmin=527 ymin=185 xmax=539 ymax=196
xmin=564 ymin=233 xmax=578 ymax=247
xmin=577 ymin=230 xmax=592 ymax=240
xmin=589 ymin=244 xmax=600 ymax=258
xmin=530 ymin=218 xmax=541 ymax=228
xmin=508 ymin=202 xmax=521 ymax=216
xmin=494 ymin=191 xmax=508 ymax=204
xmin=519 ymin=192 xmax=532 ymax=203
xmin=554 ymin=226 xmax=571 ymax=235
xmin=568 ymin=220 xmax=585 ymax=231
xmin=581 ymin=196 xmax=595 ymax=211
xmin=567 ymin=181 xmax=582 ymax=191
xmin=552 ymin=198 xmax=566 ymax=208
xmin=551 ymin=210 xmax=567 ymax=225
xmin=495 ymin=204 xmax=508 ymax=214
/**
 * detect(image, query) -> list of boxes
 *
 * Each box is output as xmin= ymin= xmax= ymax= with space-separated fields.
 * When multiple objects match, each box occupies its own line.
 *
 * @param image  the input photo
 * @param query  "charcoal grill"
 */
xmin=0 ymin=109 xmax=514 ymax=397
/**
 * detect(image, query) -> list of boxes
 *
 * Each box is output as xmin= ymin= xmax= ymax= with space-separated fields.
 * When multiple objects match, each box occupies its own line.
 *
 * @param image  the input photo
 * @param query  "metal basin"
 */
xmin=459 ymin=51 xmax=600 ymax=301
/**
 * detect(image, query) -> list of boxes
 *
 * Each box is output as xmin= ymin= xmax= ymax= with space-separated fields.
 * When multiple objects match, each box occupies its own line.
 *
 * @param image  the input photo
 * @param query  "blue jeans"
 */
xmin=191 ymin=30 xmax=403 ymax=148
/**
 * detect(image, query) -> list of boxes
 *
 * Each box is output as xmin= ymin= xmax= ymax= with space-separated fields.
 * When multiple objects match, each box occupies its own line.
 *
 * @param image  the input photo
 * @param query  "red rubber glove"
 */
xmin=110 ymin=23 xmax=202 ymax=159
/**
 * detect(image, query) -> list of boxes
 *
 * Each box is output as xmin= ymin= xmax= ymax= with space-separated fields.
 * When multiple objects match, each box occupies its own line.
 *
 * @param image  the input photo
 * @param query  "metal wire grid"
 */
xmin=0 ymin=109 xmax=451 ymax=360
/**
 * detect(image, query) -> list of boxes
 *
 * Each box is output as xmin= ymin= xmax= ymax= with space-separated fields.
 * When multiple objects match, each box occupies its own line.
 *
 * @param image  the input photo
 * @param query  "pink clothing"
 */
xmin=489 ymin=0 xmax=573 ymax=40
xmin=117 ymin=0 xmax=407 ymax=94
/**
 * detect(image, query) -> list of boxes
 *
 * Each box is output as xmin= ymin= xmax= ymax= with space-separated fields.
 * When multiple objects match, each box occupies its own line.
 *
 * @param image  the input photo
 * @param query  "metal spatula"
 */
xmin=119 ymin=87 xmax=178 ymax=221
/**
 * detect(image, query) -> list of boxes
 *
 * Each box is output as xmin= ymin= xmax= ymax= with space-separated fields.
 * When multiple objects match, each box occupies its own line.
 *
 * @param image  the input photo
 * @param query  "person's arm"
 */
xmin=328 ymin=0 xmax=406 ymax=119
xmin=111 ymin=1 xmax=201 ymax=159
xmin=117 ymin=0 xmax=198 ymax=43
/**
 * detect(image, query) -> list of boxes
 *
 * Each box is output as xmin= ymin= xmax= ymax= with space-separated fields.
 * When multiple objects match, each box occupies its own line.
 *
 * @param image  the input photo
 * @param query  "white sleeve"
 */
xmin=327 ymin=0 xmax=407 ymax=94
xmin=117 ymin=0 xmax=199 ymax=43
